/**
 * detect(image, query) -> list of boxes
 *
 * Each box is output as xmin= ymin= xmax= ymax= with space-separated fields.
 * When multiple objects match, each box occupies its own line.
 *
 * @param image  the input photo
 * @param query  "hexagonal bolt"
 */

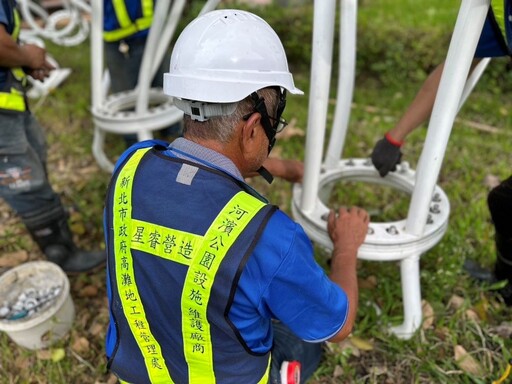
xmin=386 ymin=225 xmax=399 ymax=235
xmin=364 ymin=158 xmax=372 ymax=166
xmin=432 ymin=193 xmax=441 ymax=202
xmin=367 ymin=227 xmax=375 ymax=235
xmin=429 ymin=204 xmax=441 ymax=214
xmin=345 ymin=159 xmax=355 ymax=166
xmin=427 ymin=214 xmax=434 ymax=224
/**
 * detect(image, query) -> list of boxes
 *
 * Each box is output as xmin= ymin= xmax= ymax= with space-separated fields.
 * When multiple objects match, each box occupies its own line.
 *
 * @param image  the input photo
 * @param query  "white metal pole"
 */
xmin=458 ymin=57 xmax=490 ymax=111
xmin=405 ymin=0 xmax=489 ymax=236
xmin=199 ymin=0 xmax=222 ymax=15
xmin=150 ymin=0 xmax=187 ymax=82
xmin=325 ymin=0 xmax=357 ymax=169
xmin=300 ymin=0 xmax=337 ymax=213
xmin=391 ymin=254 xmax=422 ymax=338
xmin=135 ymin=0 xmax=171 ymax=140
xmin=90 ymin=0 xmax=103 ymax=111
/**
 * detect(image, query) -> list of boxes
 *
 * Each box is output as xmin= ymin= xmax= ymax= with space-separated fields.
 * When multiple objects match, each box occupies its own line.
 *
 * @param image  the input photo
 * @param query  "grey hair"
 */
xmin=183 ymin=87 xmax=279 ymax=143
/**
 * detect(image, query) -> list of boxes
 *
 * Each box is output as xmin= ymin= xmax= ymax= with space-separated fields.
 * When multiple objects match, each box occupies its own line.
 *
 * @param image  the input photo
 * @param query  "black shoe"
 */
xmin=463 ymin=259 xmax=512 ymax=306
xmin=22 ymin=203 xmax=105 ymax=274
xmin=497 ymin=282 xmax=512 ymax=306
xmin=463 ymin=259 xmax=498 ymax=283
xmin=46 ymin=245 xmax=105 ymax=274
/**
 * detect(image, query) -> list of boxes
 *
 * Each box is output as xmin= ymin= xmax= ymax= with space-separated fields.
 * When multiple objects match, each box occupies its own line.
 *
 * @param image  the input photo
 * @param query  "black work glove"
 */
xmin=371 ymin=133 xmax=403 ymax=177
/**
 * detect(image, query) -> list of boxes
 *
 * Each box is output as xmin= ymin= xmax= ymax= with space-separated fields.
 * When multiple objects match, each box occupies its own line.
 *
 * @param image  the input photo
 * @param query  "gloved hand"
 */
xmin=371 ymin=133 xmax=403 ymax=177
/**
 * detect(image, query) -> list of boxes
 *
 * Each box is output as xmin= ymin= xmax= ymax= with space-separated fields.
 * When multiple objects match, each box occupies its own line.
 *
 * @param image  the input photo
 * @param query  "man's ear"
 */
xmin=241 ymin=112 xmax=262 ymax=143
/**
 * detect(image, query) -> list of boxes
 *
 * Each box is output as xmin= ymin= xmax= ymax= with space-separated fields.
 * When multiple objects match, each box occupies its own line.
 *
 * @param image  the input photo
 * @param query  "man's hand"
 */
xmin=19 ymin=44 xmax=47 ymax=69
xmin=326 ymin=206 xmax=369 ymax=342
xmin=25 ymin=58 xmax=55 ymax=81
xmin=371 ymin=133 xmax=402 ymax=177
xmin=20 ymin=45 xmax=55 ymax=81
xmin=327 ymin=206 xmax=369 ymax=259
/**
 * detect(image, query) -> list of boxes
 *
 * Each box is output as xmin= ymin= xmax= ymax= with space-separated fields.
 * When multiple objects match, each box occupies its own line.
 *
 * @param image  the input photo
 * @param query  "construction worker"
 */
xmin=103 ymin=0 xmax=181 ymax=147
xmin=0 ymin=0 xmax=105 ymax=273
xmin=370 ymin=1 xmax=512 ymax=305
xmin=105 ymin=9 xmax=369 ymax=383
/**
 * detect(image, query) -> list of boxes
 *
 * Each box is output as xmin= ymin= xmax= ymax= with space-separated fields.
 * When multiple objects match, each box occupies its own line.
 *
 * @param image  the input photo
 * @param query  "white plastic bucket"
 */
xmin=0 ymin=261 xmax=75 ymax=349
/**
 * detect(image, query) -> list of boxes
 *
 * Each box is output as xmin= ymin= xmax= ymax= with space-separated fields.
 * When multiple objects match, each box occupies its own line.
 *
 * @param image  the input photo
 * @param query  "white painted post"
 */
xmin=406 ymin=0 xmax=490 ymax=237
xmin=300 ymin=0 xmax=337 ymax=214
xmin=325 ymin=0 xmax=358 ymax=169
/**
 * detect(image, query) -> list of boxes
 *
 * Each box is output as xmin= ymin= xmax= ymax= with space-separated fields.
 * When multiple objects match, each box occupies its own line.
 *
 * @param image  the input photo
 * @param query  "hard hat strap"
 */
xmin=247 ymin=88 xmax=287 ymax=154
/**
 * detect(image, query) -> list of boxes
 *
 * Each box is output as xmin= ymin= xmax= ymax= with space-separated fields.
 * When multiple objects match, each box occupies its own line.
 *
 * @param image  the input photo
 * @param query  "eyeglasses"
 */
xmin=242 ymin=113 xmax=288 ymax=133
xmin=268 ymin=115 xmax=288 ymax=133
xmin=243 ymin=88 xmax=288 ymax=153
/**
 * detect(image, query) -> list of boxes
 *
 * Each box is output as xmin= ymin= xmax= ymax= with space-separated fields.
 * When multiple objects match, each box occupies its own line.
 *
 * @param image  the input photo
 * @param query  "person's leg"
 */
xmin=105 ymin=38 xmax=145 ymax=147
xmin=487 ymin=176 xmax=512 ymax=305
xmin=0 ymin=112 xmax=58 ymax=213
xmin=269 ymin=321 xmax=323 ymax=384
xmin=0 ymin=113 xmax=104 ymax=273
xmin=465 ymin=176 xmax=512 ymax=305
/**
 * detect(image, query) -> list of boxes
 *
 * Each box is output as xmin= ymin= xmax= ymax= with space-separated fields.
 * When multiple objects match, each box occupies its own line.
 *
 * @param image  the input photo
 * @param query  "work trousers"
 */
xmin=104 ymin=36 xmax=180 ymax=147
xmin=269 ymin=321 xmax=324 ymax=384
xmin=0 ymin=112 xmax=61 ymax=216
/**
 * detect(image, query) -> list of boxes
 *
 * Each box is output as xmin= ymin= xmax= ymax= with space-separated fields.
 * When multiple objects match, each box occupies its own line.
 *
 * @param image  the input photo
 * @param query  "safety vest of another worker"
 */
xmin=105 ymin=143 xmax=275 ymax=383
xmin=0 ymin=0 xmax=28 ymax=113
xmin=103 ymin=0 xmax=153 ymax=42
xmin=489 ymin=0 xmax=512 ymax=55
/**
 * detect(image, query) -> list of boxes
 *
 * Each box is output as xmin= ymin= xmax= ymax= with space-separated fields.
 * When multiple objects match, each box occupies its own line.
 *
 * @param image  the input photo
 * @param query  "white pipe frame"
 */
xmin=90 ymin=0 xmax=222 ymax=172
xmin=18 ymin=0 xmax=89 ymax=46
xmin=406 ymin=0 xmax=489 ymax=237
xmin=293 ymin=0 xmax=490 ymax=339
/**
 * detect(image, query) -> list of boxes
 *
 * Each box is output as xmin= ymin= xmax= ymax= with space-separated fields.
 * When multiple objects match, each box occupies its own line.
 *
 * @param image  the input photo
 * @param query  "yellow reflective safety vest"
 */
xmin=103 ymin=0 xmax=154 ymax=42
xmin=489 ymin=0 xmax=512 ymax=54
xmin=106 ymin=145 xmax=275 ymax=383
xmin=0 ymin=2 xmax=27 ymax=113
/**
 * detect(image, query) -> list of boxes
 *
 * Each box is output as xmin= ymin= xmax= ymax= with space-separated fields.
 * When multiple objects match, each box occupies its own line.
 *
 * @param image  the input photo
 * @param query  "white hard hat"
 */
xmin=163 ymin=9 xmax=303 ymax=105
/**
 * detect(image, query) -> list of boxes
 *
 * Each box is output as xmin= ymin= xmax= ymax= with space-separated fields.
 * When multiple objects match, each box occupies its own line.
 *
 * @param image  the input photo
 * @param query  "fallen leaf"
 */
xmin=490 ymin=322 xmax=512 ymax=338
xmin=15 ymin=355 xmax=31 ymax=369
xmin=0 ymin=250 xmax=28 ymax=267
xmin=70 ymin=222 xmax=86 ymax=235
xmin=422 ymin=300 xmax=435 ymax=329
xmin=448 ymin=295 xmax=465 ymax=310
xmin=473 ymin=298 xmax=489 ymax=322
xmin=79 ymin=285 xmax=99 ymax=297
xmin=336 ymin=338 xmax=360 ymax=357
xmin=36 ymin=350 xmax=53 ymax=360
xmin=368 ymin=366 xmax=387 ymax=376
xmin=349 ymin=336 xmax=374 ymax=351
xmin=89 ymin=322 xmax=104 ymax=337
xmin=359 ymin=275 xmax=377 ymax=290
xmin=464 ymin=309 xmax=480 ymax=322
xmin=71 ymin=336 xmax=90 ymax=354
xmin=454 ymin=345 xmax=484 ymax=377
xmin=434 ymin=326 xmax=450 ymax=341
xmin=333 ymin=365 xmax=343 ymax=378
xmin=51 ymin=348 xmax=66 ymax=363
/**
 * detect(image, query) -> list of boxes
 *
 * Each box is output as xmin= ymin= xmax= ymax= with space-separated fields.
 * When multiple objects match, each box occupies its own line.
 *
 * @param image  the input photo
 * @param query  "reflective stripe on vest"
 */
xmin=0 ymin=7 xmax=27 ymax=112
xmin=103 ymin=0 xmax=153 ymax=42
xmin=181 ymin=191 xmax=267 ymax=383
xmin=491 ymin=0 xmax=507 ymax=43
xmin=113 ymin=147 xmax=173 ymax=383
xmin=112 ymin=148 xmax=270 ymax=383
